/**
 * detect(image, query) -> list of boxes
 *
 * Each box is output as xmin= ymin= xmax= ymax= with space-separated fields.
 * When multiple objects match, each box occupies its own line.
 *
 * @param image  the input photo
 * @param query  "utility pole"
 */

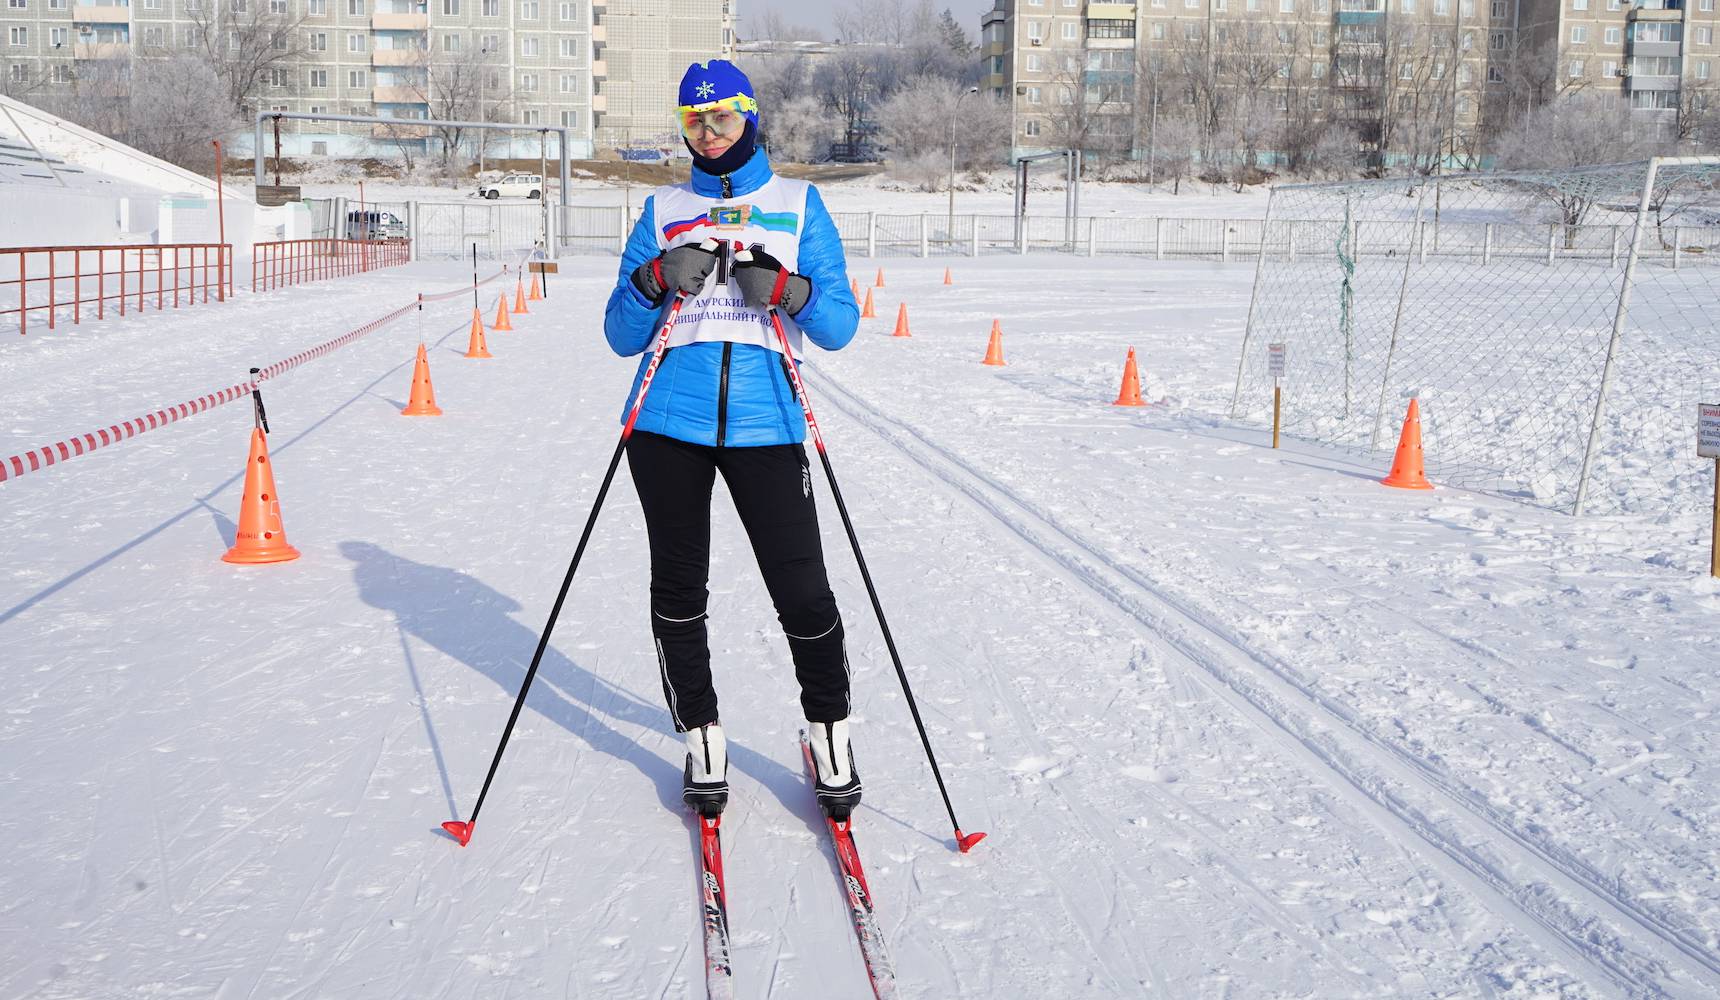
xmin=272 ymin=114 xmax=283 ymax=186
xmin=1147 ymin=75 xmax=1158 ymax=186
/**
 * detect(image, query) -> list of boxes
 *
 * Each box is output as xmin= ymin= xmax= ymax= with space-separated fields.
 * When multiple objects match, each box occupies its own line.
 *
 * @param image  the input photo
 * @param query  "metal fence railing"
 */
xmin=502 ymin=203 xmax=1720 ymax=266
xmin=2 ymin=244 xmax=233 ymax=336
xmin=250 ymin=239 xmax=411 ymax=293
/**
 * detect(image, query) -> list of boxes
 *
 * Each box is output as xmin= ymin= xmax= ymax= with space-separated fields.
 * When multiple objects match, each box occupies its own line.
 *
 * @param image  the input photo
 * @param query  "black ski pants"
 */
xmin=626 ymin=430 xmax=849 ymax=731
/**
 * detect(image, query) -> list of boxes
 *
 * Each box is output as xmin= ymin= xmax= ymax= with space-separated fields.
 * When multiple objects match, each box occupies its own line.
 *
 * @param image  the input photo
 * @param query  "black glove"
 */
xmin=732 ymin=249 xmax=813 ymax=316
xmin=632 ymin=243 xmax=719 ymax=303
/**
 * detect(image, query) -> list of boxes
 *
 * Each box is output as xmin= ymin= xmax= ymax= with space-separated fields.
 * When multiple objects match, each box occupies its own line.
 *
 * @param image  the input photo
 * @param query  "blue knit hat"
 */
xmin=678 ymin=60 xmax=759 ymax=126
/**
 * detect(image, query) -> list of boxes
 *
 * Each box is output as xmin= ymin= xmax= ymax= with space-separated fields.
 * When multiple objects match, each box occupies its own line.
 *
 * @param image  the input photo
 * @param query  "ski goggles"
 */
xmin=677 ymin=95 xmax=756 ymax=141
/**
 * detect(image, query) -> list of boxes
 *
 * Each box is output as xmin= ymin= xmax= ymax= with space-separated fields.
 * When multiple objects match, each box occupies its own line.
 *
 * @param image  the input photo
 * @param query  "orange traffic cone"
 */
xmin=464 ymin=307 xmax=492 ymax=359
xmin=222 ymin=428 xmax=300 ymax=565
xmin=892 ymin=302 xmax=912 ymax=338
xmin=861 ymin=287 xmax=876 ymax=319
xmin=402 ymin=343 xmax=443 ymax=416
xmin=492 ymin=293 xmax=513 ymax=331
xmin=874 ymin=267 xmax=885 ymax=288
xmin=850 ymin=277 xmax=860 ymax=300
xmin=982 ymin=320 xmax=1005 ymax=366
xmin=512 ymin=280 xmax=529 ymax=315
xmin=1113 ymin=347 xmax=1145 ymax=406
xmin=528 ymin=272 xmax=543 ymax=301
xmin=943 ymin=267 xmax=953 ymax=286
xmin=1380 ymin=399 xmax=1434 ymax=490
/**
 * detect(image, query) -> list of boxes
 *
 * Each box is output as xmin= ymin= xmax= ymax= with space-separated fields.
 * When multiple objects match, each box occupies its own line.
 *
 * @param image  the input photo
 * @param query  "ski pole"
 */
xmin=749 ymin=271 xmax=987 ymax=854
xmin=443 ymin=248 xmax=712 ymax=848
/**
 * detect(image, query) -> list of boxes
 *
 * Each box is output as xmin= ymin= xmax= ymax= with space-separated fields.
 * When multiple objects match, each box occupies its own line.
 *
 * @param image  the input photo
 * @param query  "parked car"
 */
xmin=345 ymin=209 xmax=408 ymax=240
xmin=478 ymin=173 xmax=544 ymax=200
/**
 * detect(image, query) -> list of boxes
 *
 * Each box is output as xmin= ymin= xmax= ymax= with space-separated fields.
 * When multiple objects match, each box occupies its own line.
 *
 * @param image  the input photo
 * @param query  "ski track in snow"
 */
xmin=804 ymin=360 xmax=1718 ymax=998
xmin=0 ymin=257 xmax=1715 ymax=999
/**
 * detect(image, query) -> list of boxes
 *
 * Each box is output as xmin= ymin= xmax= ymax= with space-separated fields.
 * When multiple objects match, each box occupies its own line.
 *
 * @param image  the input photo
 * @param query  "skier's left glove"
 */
xmin=732 ymin=249 xmax=813 ymax=317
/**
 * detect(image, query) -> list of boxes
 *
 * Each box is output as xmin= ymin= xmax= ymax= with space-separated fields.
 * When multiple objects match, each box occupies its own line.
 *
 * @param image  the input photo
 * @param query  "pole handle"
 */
xmin=249 ymin=367 xmax=270 ymax=434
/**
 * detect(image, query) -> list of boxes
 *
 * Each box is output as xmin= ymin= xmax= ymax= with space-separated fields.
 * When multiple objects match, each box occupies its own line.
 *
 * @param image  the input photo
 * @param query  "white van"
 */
xmin=477 ymin=173 xmax=544 ymax=200
xmin=346 ymin=209 xmax=408 ymax=240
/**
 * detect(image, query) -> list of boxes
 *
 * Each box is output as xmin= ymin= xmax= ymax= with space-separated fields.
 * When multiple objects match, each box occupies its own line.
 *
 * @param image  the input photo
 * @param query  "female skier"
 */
xmin=602 ymin=60 xmax=862 ymax=819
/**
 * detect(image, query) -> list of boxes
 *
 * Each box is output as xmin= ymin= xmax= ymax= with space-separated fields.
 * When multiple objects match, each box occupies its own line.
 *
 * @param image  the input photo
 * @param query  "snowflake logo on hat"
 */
xmin=696 ymin=81 xmax=715 ymax=99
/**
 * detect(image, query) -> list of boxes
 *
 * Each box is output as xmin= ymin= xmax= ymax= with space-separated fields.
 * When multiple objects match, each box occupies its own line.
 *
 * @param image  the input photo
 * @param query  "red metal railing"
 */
xmin=251 ymin=239 xmax=411 ymax=293
xmin=0 ymin=265 xmax=507 ymax=485
xmin=1 ymin=244 xmax=233 ymax=337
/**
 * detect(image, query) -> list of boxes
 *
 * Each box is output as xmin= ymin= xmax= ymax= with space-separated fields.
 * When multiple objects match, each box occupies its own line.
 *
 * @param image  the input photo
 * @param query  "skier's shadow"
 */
xmin=339 ymin=540 xmax=801 ymax=819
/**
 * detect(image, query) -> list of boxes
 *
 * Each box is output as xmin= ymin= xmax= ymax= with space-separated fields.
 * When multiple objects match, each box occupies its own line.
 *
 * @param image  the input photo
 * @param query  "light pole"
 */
xmin=478 ymin=46 xmax=490 ymax=176
xmin=948 ymin=86 xmax=978 ymax=251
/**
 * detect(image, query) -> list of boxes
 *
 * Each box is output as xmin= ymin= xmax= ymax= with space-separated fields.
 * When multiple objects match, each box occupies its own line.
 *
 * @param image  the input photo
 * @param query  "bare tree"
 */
xmin=183 ymin=0 xmax=308 ymax=118
xmin=1163 ymin=24 xmax=1227 ymax=165
xmin=1674 ymin=77 xmax=1720 ymax=151
xmin=1485 ymin=29 xmax=1561 ymax=140
xmin=415 ymin=41 xmax=510 ymax=165
xmin=1043 ymin=46 xmax=1129 ymax=161
xmin=1216 ymin=20 xmax=1281 ymax=170
xmin=815 ymin=48 xmax=881 ymax=159
xmin=736 ymin=42 xmax=812 ymax=110
xmin=1 ymin=61 xmax=54 ymax=100
xmin=745 ymin=9 xmax=825 ymax=44
xmin=1270 ymin=23 xmax=1328 ymax=176
xmin=834 ymin=0 xmax=916 ymax=46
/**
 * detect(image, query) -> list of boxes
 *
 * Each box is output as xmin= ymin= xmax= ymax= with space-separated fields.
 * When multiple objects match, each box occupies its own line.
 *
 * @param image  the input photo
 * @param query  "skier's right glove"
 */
xmin=631 ymin=243 xmax=719 ymax=304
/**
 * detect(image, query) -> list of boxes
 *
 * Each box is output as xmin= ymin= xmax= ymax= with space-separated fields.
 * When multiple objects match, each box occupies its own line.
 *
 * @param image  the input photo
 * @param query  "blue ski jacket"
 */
xmin=602 ymin=148 xmax=859 ymax=447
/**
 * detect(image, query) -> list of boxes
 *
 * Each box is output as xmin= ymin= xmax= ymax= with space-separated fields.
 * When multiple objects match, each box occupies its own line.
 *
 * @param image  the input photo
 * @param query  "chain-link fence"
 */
xmin=1231 ymin=157 xmax=1720 ymax=516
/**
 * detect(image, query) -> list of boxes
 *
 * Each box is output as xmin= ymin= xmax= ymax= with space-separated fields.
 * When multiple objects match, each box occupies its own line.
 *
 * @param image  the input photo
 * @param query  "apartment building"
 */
xmin=981 ymin=0 xmax=1716 ymax=162
xmin=591 ymin=0 xmax=735 ymax=149
xmin=0 ymin=0 xmax=732 ymax=158
xmin=1514 ymin=0 xmax=1718 ymax=131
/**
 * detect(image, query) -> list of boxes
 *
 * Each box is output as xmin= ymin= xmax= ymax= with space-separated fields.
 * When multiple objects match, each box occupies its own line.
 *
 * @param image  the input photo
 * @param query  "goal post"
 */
xmin=1232 ymin=156 xmax=1720 ymax=516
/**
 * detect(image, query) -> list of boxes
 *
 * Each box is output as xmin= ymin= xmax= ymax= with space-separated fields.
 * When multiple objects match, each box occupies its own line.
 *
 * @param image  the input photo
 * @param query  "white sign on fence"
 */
xmin=1268 ymin=343 xmax=1287 ymax=379
xmin=1700 ymin=403 xmax=1720 ymax=459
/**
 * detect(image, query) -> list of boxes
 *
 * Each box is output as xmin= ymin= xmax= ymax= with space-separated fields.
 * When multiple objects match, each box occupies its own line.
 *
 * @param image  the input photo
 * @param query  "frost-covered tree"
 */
xmin=877 ymin=75 xmax=1007 ymax=186
xmin=1493 ymin=92 xmax=1667 ymax=242
xmin=765 ymin=95 xmax=841 ymax=164
xmin=1145 ymin=115 xmax=1202 ymax=193
xmin=128 ymin=55 xmax=243 ymax=169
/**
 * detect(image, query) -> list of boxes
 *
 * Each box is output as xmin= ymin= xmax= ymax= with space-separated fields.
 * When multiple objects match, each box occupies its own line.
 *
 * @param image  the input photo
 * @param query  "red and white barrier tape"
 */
xmin=420 ymin=265 xmax=509 ymax=303
xmin=1 ymin=267 xmax=511 ymax=485
xmin=2 ymin=382 xmax=253 ymax=483
xmin=254 ymin=300 xmax=418 ymax=384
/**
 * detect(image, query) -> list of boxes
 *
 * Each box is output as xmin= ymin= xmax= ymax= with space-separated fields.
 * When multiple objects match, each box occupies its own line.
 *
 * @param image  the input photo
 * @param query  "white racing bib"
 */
xmin=653 ymin=176 xmax=811 ymax=356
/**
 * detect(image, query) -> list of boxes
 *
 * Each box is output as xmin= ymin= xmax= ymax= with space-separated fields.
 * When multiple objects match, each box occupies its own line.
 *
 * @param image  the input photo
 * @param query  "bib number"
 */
xmin=711 ymin=240 xmax=767 ymax=287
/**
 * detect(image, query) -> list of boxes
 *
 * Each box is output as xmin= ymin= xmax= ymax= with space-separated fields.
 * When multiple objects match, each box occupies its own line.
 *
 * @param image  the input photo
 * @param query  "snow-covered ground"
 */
xmin=2 ymin=256 xmax=1716 ymax=998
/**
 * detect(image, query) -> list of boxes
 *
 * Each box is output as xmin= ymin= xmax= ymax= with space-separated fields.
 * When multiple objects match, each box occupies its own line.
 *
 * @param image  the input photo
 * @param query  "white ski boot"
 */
xmin=809 ymin=720 xmax=862 ymax=820
xmin=682 ymin=722 xmax=729 ymax=817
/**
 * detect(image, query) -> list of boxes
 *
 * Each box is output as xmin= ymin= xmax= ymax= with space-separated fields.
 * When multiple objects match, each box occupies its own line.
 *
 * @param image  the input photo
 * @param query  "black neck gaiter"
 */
xmin=686 ymin=120 xmax=758 ymax=181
